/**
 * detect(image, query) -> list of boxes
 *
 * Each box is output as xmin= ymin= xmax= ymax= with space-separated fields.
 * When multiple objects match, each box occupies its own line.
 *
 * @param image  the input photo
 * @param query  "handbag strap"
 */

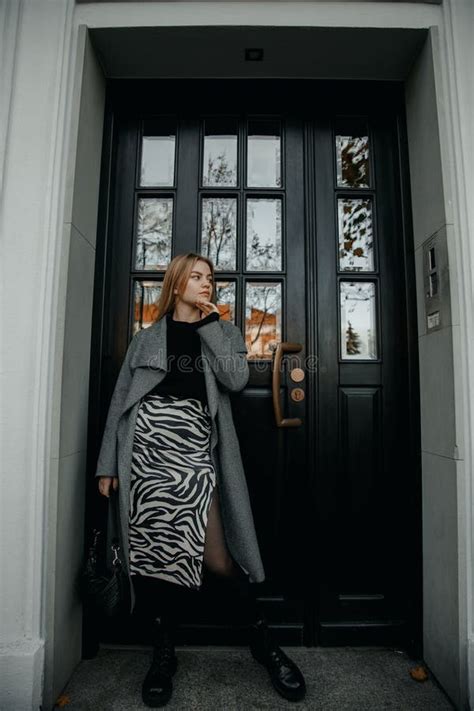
xmin=109 ymin=489 xmax=123 ymax=567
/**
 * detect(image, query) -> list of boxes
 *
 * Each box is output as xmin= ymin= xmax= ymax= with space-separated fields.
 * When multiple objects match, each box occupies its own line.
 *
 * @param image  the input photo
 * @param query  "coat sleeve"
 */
xmin=95 ymin=337 xmax=137 ymax=478
xmin=196 ymin=319 xmax=249 ymax=393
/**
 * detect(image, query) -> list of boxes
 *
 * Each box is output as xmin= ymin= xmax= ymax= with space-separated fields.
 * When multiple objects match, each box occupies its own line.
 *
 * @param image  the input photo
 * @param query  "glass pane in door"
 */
xmin=247 ymin=120 xmax=282 ymax=188
xmin=337 ymin=198 xmax=374 ymax=271
xmin=202 ymin=118 xmax=238 ymax=187
xmin=340 ymin=281 xmax=377 ymax=359
xmin=215 ymin=281 xmax=236 ymax=322
xmin=245 ymin=281 xmax=282 ymax=359
xmin=201 ymin=197 xmax=237 ymax=271
xmin=135 ymin=198 xmax=173 ymax=271
xmin=133 ymin=280 xmax=162 ymax=333
xmin=246 ymin=198 xmax=283 ymax=271
xmin=335 ymin=118 xmax=370 ymax=188
xmin=140 ymin=119 xmax=176 ymax=187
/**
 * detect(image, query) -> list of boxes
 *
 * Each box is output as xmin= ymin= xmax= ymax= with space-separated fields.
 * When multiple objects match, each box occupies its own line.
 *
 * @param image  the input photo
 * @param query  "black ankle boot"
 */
xmin=249 ymin=618 xmax=306 ymax=702
xmin=142 ymin=617 xmax=178 ymax=708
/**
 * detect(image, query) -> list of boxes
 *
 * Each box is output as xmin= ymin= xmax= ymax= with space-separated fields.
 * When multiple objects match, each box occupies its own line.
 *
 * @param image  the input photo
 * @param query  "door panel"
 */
xmin=314 ymin=112 xmax=413 ymax=646
xmin=86 ymin=80 xmax=421 ymax=653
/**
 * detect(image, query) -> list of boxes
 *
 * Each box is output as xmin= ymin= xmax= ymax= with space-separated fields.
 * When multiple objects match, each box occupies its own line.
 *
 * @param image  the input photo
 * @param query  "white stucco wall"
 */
xmin=406 ymin=30 xmax=461 ymax=702
xmin=434 ymin=1 xmax=474 ymax=706
xmin=0 ymin=1 xmax=472 ymax=710
xmin=404 ymin=2 xmax=473 ymax=707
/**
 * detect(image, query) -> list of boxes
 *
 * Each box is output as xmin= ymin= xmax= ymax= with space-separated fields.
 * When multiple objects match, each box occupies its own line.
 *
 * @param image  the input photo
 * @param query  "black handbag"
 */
xmin=78 ymin=491 xmax=131 ymax=617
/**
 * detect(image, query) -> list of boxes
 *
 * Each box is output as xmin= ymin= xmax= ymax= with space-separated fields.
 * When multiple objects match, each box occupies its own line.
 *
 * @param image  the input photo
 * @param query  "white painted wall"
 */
xmin=43 ymin=26 xmax=106 ymax=708
xmin=406 ymin=35 xmax=460 ymax=701
xmin=433 ymin=1 xmax=474 ymax=708
xmin=405 ymin=3 xmax=474 ymax=707
xmin=1 ymin=1 xmax=76 ymax=708
xmin=0 ymin=1 xmax=472 ymax=709
xmin=0 ymin=2 xmax=105 ymax=709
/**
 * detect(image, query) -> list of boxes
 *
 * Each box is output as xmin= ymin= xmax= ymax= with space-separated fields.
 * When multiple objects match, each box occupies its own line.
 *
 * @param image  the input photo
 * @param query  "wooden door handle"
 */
xmin=272 ymin=341 xmax=303 ymax=427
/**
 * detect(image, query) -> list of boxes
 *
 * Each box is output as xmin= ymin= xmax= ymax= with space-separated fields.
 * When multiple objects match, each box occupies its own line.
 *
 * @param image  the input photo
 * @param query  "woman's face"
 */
xmin=176 ymin=259 xmax=214 ymax=307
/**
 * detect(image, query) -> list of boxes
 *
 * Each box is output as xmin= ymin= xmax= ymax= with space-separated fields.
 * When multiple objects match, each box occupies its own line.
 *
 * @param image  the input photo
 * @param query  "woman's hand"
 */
xmin=98 ymin=476 xmax=119 ymax=497
xmin=196 ymin=298 xmax=220 ymax=318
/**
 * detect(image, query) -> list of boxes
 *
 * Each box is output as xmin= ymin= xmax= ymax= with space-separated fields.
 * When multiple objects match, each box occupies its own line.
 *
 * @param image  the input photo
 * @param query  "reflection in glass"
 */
xmin=340 ymin=281 xmax=377 ymax=360
xmin=140 ymin=120 xmax=176 ymax=187
xmin=338 ymin=198 xmax=374 ymax=271
xmin=203 ymin=119 xmax=238 ymax=187
xmin=201 ymin=197 xmax=237 ymax=271
xmin=246 ymin=198 xmax=282 ymax=271
xmin=215 ymin=281 xmax=236 ymax=322
xmin=336 ymin=119 xmax=369 ymax=188
xmin=134 ymin=281 xmax=162 ymax=334
xmin=247 ymin=120 xmax=281 ymax=188
xmin=245 ymin=282 xmax=281 ymax=359
xmin=136 ymin=198 xmax=173 ymax=270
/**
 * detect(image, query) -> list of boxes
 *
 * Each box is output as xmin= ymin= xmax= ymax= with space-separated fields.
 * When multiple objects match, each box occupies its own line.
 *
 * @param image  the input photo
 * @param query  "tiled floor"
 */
xmin=56 ymin=645 xmax=455 ymax=710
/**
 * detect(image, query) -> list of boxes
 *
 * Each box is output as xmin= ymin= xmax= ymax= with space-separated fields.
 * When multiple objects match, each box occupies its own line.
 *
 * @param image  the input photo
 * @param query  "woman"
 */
xmin=96 ymin=252 xmax=306 ymax=706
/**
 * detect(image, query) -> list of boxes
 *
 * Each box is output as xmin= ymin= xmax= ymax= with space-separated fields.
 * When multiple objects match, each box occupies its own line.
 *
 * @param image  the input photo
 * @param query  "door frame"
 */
xmin=86 ymin=78 xmax=421 ymax=655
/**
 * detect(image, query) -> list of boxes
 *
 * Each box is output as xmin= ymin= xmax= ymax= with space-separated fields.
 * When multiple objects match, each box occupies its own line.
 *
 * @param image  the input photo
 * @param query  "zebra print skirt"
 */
xmin=128 ymin=393 xmax=216 ymax=589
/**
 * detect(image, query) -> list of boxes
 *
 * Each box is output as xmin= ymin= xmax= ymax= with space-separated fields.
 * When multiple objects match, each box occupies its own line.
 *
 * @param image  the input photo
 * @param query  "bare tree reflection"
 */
xmin=245 ymin=283 xmax=281 ymax=359
xmin=203 ymin=150 xmax=236 ymax=187
xmin=134 ymin=281 xmax=162 ymax=333
xmin=215 ymin=281 xmax=235 ymax=322
xmin=136 ymin=198 xmax=173 ymax=270
xmin=338 ymin=198 xmax=373 ymax=271
xmin=202 ymin=197 xmax=237 ymax=270
xmin=247 ymin=199 xmax=282 ymax=271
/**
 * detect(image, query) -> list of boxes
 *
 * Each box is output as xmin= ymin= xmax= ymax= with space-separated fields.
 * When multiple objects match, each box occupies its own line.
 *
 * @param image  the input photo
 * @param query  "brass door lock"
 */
xmin=290 ymin=367 xmax=305 ymax=382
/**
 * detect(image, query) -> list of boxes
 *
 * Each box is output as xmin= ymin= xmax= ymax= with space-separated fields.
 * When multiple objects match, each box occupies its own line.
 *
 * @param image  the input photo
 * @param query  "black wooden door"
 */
xmin=87 ymin=80 xmax=421 ymax=654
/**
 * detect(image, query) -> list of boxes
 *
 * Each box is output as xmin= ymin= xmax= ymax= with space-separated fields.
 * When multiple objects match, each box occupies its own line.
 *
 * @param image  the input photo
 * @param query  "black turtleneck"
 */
xmin=147 ymin=310 xmax=220 ymax=408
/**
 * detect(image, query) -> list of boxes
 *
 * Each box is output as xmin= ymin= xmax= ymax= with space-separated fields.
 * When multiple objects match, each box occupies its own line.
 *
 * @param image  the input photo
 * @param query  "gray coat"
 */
xmin=95 ymin=315 xmax=265 ymax=613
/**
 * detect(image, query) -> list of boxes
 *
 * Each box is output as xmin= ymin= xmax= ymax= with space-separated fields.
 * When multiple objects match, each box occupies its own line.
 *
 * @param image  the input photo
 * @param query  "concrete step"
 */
xmin=55 ymin=645 xmax=454 ymax=710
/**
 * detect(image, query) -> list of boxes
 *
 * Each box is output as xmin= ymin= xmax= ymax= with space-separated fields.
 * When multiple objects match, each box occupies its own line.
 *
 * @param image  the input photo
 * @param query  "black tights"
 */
xmin=132 ymin=566 xmax=259 ymax=635
xmin=132 ymin=488 xmax=261 ymax=633
xmin=133 ymin=575 xmax=184 ymax=630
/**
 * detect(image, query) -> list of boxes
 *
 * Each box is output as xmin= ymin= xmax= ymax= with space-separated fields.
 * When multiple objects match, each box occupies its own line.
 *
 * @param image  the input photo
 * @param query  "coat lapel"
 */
xmin=119 ymin=316 xmax=168 ymax=417
xmin=119 ymin=314 xmax=220 ymax=423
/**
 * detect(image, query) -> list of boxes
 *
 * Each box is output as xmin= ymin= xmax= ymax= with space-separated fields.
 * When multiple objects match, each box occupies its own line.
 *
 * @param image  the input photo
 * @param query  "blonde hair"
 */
xmin=154 ymin=252 xmax=217 ymax=323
